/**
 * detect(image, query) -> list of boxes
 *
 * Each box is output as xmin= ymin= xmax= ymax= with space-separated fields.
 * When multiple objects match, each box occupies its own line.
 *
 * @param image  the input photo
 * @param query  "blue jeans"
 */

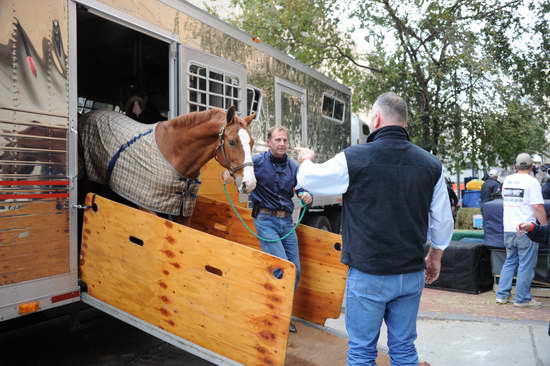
xmin=496 ymin=232 xmax=539 ymax=304
xmin=346 ymin=267 xmax=424 ymax=366
xmin=254 ymin=213 xmax=300 ymax=285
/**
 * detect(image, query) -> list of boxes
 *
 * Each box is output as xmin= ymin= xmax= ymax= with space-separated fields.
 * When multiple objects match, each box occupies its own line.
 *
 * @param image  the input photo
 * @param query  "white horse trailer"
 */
xmin=0 ymin=1 xmax=381 ymax=365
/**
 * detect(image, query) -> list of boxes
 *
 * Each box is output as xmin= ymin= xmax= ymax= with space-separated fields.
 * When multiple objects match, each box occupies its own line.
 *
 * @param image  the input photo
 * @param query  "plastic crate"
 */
xmin=463 ymin=190 xmax=481 ymax=208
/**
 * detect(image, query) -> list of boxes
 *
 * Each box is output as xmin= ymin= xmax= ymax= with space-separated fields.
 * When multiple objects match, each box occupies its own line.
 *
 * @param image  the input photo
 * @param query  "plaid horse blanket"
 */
xmin=79 ymin=110 xmax=200 ymax=216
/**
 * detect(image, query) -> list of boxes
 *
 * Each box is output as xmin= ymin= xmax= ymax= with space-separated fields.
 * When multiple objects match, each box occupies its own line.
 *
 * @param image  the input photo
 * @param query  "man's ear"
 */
xmin=373 ymin=112 xmax=382 ymax=129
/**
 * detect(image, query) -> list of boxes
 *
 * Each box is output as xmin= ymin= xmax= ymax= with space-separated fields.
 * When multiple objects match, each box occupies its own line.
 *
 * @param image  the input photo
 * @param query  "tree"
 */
xmin=219 ymin=0 xmax=549 ymax=170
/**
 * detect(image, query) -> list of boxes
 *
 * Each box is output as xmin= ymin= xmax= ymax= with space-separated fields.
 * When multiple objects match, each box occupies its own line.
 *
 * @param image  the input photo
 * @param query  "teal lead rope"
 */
xmin=223 ymin=182 xmax=308 ymax=242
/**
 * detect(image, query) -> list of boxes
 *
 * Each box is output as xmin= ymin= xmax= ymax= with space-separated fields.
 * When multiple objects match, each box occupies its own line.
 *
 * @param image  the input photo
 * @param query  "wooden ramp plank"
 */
xmin=80 ymin=193 xmax=296 ymax=366
xmin=189 ymin=195 xmax=347 ymax=325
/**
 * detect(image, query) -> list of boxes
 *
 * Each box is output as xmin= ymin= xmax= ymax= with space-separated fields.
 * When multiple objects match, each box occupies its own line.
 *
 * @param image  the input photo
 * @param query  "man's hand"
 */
xmin=222 ymin=170 xmax=234 ymax=184
xmin=425 ymin=247 xmax=443 ymax=285
xmin=517 ymin=222 xmax=535 ymax=233
xmin=296 ymin=147 xmax=315 ymax=163
xmin=298 ymin=192 xmax=313 ymax=205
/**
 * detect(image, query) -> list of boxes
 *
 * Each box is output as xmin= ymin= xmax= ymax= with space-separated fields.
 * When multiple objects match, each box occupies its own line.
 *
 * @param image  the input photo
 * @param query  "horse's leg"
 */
xmin=173 ymin=215 xmax=191 ymax=226
xmin=149 ymin=211 xmax=189 ymax=226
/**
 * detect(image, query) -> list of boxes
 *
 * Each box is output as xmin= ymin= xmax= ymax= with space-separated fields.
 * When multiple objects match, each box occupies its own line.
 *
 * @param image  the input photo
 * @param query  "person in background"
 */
xmin=496 ymin=153 xmax=547 ymax=307
xmin=480 ymin=168 xmax=502 ymax=204
xmin=296 ymin=92 xmax=453 ymax=365
xmin=542 ymin=174 xmax=550 ymax=200
xmin=516 ymin=220 xmax=549 ymax=335
xmin=446 ymin=179 xmax=459 ymax=222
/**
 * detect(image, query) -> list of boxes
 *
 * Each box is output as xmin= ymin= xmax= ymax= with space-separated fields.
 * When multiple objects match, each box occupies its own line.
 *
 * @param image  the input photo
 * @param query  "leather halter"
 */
xmin=214 ymin=124 xmax=253 ymax=177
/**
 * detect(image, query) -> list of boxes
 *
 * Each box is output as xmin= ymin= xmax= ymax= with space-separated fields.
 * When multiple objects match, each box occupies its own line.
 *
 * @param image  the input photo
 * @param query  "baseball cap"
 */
xmin=515 ymin=153 xmax=533 ymax=169
xmin=488 ymin=168 xmax=499 ymax=177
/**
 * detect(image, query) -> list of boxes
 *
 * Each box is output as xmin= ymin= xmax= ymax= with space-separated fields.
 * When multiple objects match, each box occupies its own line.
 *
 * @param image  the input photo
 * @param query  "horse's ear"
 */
xmin=243 ymin=112 xmax=256 ymax=127
xmin=226 ymin=106 xmax=236 ymax=124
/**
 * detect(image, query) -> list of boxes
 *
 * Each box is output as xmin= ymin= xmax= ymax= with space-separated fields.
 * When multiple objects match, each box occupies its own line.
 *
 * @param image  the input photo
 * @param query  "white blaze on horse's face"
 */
xmin=237 ymin=128 xmax=256 ymax=193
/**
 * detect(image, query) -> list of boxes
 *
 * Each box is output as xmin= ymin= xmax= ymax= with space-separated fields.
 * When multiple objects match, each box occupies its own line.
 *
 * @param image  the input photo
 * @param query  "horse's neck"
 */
xmin=155 ymin=118 xmax=223 ymax=178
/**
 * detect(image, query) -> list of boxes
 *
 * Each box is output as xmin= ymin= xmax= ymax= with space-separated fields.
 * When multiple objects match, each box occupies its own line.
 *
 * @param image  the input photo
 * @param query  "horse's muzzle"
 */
xmin=240 ymin=180 xmax=256 ymax=194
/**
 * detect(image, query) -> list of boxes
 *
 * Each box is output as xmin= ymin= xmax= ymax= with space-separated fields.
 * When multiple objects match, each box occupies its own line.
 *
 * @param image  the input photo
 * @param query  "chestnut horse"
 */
xmin=78 ymin=106 xmax=256 ymax=224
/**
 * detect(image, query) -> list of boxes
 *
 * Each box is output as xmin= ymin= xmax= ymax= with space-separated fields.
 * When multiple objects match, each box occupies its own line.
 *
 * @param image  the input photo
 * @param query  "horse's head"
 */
xmin=215 ymin=106 xmax=257 ymax=193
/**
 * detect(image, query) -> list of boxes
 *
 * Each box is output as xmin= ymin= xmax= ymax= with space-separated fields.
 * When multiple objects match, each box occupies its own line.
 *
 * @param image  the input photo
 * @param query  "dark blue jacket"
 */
xmin=342 ymin=126 xmax=442 ymax=275
xmin=527 ymin=224 xmax=549 ymax=245
xmin=480 ymin=178 xmax=502 ymax=203
xmin=542 ymin=181 xmax=550 ymax=200
xmin=249 ymin=151 xmax=306 ymax=213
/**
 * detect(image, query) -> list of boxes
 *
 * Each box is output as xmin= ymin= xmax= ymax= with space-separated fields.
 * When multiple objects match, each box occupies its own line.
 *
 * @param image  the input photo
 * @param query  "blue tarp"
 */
xmin=480 ymin=199 xmax=504 ymax=248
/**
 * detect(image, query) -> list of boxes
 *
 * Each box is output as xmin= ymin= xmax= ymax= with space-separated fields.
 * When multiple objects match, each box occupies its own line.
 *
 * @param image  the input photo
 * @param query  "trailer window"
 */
xmin=247 ymin=86 xmax=262 ymax=116
xmin=321 ymin=94 xmax=345 ymax=123
xmin=188 ymin=63 xmax=241 ymax=112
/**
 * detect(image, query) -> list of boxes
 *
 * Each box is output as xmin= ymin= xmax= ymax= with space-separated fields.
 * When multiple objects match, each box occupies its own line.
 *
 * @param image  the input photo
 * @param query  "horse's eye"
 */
xmin=228 ymin=140 xmax=237 ymax=146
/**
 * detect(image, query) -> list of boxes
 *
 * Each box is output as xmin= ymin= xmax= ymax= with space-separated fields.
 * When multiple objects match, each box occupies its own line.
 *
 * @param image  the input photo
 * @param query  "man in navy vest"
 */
xmin=296 ymin=92 xmax=453 ymax=365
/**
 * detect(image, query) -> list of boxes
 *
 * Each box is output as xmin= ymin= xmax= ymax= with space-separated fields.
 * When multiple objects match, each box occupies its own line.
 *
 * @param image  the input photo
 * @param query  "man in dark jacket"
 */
xmin=249 ymin=126 xmax=312 ymax=333
xmin=480 ymin=168 xmax=502 ymax=204
xmin=542 ymin=175 xmax=550 ymax=200
xmin=517 ymin=221 xmax=549 ymax=336
xmin=296 ymin=92 xmax=453 ymax=365
xmin=447 ymin=179 xmax=459 ymax=222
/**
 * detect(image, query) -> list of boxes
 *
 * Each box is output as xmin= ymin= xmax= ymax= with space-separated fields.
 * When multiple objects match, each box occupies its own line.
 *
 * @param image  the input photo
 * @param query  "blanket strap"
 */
xmin=105 ymin=128 xmax=153 ymax=184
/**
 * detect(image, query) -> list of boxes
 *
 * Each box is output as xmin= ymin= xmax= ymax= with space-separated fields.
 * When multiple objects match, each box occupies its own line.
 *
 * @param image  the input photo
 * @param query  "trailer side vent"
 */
xmin=205 ymin=265 xmax=223 ymax=277
xmin=129 ymin=236 xmax=144 ymax=246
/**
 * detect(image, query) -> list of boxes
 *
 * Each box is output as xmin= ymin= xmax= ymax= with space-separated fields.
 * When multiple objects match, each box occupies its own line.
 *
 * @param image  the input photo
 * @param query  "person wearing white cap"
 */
xmin=496 ymin=153 xmax=547 ymax=307
xmin=480 ymin=168 xmax=502 ymax=204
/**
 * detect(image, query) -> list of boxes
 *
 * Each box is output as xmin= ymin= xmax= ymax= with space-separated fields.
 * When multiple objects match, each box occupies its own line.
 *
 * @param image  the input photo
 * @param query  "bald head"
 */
xmin=367 ymin=93 xmax=407 ymax=133
xmin=373 ymin=92 xmax=408 ymax=126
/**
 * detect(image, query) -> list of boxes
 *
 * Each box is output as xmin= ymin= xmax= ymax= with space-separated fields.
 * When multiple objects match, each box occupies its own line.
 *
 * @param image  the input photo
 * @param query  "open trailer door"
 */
xmin=79 ymin=193 xmax=296 ymax=366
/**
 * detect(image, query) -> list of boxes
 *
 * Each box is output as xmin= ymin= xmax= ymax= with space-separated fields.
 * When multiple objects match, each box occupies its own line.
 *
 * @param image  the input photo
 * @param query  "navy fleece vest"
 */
xmin=342 ymin=126 xmax=442 ymax=275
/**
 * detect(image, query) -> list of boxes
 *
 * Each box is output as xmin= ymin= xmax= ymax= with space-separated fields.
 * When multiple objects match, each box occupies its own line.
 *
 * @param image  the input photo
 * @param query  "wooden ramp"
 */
xmin=189 ymin=195 xmax=347 ymax=325
xmin=80 ymin=193 xmax=296 ymax=366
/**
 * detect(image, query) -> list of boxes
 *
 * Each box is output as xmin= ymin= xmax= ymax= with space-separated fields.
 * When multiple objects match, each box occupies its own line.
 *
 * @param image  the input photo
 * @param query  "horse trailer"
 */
xmin=0 ymin=0 xmax=375 ymax=364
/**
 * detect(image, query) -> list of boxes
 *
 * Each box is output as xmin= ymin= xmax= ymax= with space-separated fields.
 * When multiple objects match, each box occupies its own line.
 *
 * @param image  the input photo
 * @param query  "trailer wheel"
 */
xmin=303 ymin=215 xmax=332 ymax=232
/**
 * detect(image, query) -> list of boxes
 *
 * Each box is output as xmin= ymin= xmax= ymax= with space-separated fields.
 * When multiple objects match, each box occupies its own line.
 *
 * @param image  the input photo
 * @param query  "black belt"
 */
xmin=258 ymin=208 xmax=291 ymax=218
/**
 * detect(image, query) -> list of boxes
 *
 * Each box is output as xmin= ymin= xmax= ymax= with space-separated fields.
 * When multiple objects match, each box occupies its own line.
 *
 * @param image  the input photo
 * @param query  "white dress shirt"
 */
xmin=297 ymin=152 xmax=453 ymax=250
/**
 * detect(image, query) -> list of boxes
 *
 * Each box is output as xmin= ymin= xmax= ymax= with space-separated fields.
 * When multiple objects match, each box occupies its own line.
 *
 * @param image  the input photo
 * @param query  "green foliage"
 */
xmin=215 ymin=0 xmax=549 ymax=170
